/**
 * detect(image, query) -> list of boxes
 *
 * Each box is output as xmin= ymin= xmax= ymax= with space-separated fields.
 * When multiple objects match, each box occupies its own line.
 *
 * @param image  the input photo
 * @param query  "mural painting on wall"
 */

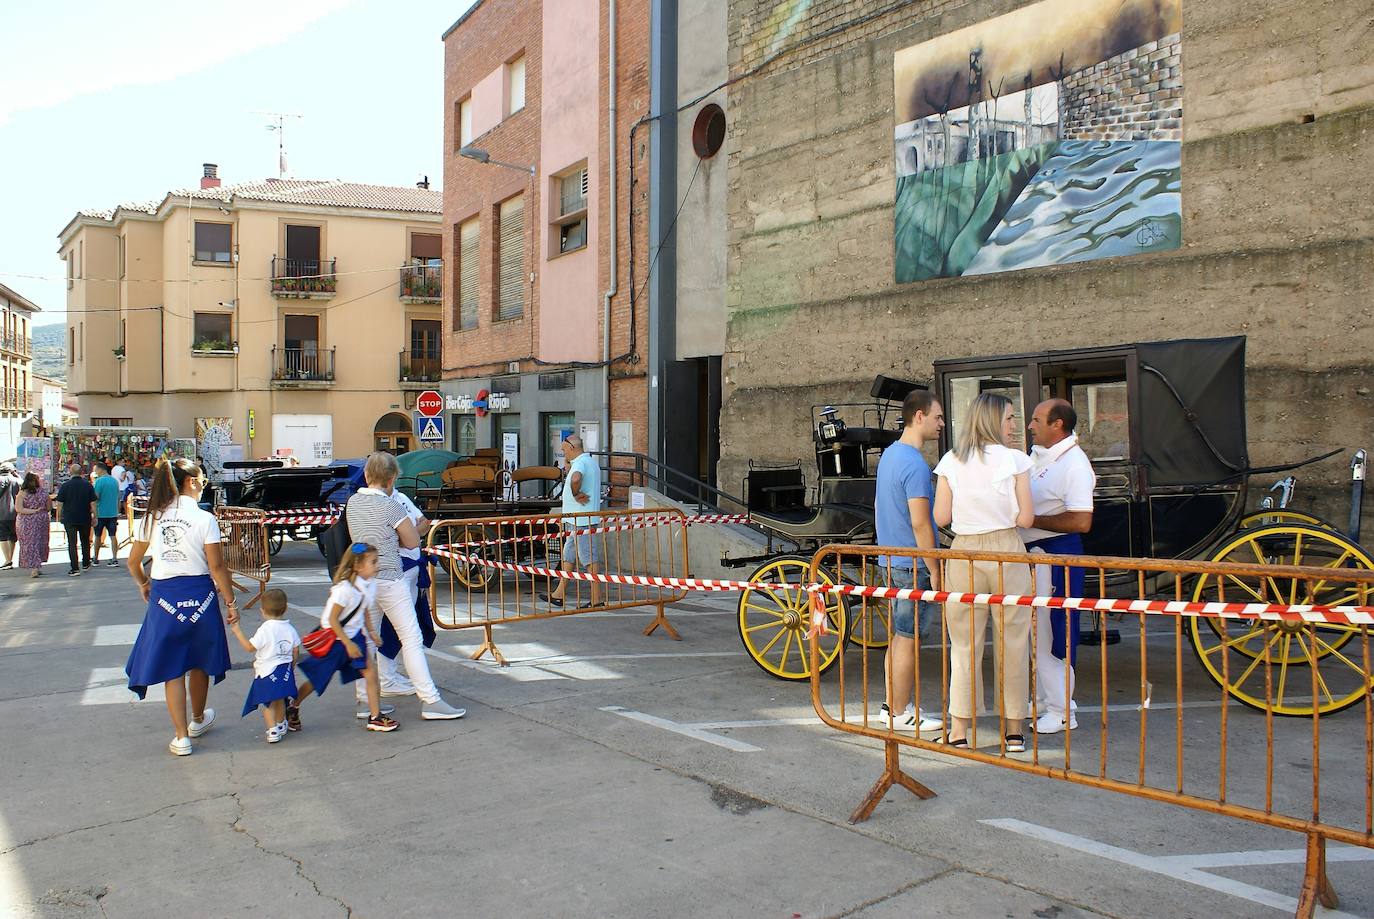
xmin=893 ymin=0 xmax=1182 ymax=283
xmin=195 ymin=418 xmax=233 ymax=482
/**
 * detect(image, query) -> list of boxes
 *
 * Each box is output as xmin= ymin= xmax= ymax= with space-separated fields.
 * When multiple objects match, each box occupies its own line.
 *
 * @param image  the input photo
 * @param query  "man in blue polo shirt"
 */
xmin=875 ymin=389 xmax=944 ymax=733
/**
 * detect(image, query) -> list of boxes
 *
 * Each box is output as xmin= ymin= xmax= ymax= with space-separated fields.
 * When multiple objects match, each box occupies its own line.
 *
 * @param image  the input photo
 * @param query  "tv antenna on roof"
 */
xmin=255 ymin=111 xmax=303 ymax=178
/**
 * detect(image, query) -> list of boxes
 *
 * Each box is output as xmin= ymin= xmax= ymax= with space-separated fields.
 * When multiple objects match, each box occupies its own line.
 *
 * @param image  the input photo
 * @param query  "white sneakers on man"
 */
xmin=380 ymin=676 xmax=416 ymax=697
xmin=1035 ymin=711 xmax=1078 ymax=735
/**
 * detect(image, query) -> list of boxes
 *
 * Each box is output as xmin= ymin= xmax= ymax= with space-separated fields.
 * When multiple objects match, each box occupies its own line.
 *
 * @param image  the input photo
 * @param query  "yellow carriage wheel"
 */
xmin=437 ymin=526 xmax=498 ymax=592
xmin=844 ymin=561 xmax=890 ymax=650
xmin=1238 ymin=509 xmax=1335 ymax=531
xmin=1189 ymin=523 xmax=1373 ymax=716
xmin=738 ymin=556 xmax=847 ymax=681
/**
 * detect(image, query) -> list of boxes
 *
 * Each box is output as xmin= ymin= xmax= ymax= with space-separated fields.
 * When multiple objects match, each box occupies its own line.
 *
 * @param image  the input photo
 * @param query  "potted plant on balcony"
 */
xmin=193 ymin=337 xmax=230 ymax=353
xmin=112 ymin=346 xmax=126 ymax=361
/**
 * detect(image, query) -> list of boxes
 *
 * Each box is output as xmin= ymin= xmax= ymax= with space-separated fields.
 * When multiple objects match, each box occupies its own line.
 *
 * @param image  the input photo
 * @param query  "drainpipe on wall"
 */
xmin=601 ymin=0 xmax=617 ymax=453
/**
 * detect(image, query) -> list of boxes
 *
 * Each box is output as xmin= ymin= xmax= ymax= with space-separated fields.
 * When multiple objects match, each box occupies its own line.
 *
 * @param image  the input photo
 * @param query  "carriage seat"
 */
xmin=747 ymin=468 xmax=807 ymax=514
xmin=834 ymin=426 xmax=899 ymax=448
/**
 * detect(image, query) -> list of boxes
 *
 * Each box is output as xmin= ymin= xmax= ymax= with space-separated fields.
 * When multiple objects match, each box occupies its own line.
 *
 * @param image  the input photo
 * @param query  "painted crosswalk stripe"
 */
xmin=80 ymin=667 xmax=165 ymax=705
xmin=93 ymin=624 xmax=142 ymax=646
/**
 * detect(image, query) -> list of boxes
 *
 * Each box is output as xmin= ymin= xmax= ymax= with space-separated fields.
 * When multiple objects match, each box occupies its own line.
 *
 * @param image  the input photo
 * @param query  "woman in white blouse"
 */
xmin=123 ymin=458 xmax=238 ymax=757
xmin=933 ymin=393 xmax=1035 ymax=752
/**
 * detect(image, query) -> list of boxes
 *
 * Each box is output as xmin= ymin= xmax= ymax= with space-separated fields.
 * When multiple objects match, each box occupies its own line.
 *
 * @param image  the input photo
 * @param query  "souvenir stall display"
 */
xmin=49 ymin=427 xmax=189 ymax=486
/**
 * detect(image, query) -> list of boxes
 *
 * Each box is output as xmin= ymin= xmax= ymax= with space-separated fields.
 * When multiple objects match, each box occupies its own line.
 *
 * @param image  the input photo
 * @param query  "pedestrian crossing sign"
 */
xmin=415 ymin=414 xmax=445 ymax=442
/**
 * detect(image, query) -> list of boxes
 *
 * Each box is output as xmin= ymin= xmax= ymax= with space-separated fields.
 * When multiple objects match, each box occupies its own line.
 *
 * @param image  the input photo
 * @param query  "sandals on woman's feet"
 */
xmin=947 ymin=737 xmax=969 ymax=748
xmin=285 ymin=702 xmax=302 ymax=732
xmin=1004 ymin=734 xmax=1026 ymax=753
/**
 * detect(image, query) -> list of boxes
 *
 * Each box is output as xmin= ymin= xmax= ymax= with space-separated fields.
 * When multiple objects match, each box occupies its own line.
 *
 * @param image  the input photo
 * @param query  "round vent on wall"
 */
xmin=692 ymin=103 xmax=726 ymax=159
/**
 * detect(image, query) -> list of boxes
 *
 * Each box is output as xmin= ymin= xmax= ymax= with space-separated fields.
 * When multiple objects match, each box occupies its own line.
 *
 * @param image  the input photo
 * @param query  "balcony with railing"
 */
xmin=1 ymin=332 xmax=31 ymax=358
xmin=271 ymin=346 xmax=336 ymax=387
xmin=400 ymin=264 xmax=442 ymax=303
xmin=399 ymin=352 xmax=441 ymax=386
xmin=1 ymin=387 xmax=34 ymax=412
xmin=270 ymin=256 xmax=337 ymax=299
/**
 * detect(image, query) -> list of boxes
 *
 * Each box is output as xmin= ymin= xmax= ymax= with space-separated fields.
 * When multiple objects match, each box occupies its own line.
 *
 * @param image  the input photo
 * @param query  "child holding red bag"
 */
xmin=288 ymin=543 xmax=399 ymax=733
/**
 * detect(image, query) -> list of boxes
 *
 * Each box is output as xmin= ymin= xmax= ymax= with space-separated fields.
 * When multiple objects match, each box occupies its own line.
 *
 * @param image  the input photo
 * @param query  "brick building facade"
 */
xmin=440 ymin=0 xmax=652 ymax=469
xmin=720 ymin=0 xmax=1374 ymax=524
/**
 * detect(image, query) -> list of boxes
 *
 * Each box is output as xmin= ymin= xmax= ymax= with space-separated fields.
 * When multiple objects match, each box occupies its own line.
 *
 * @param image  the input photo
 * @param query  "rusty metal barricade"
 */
xmin=426 ymin=508 xmax=690 ymax=664
xmin=119 ymin=496 xmax=148 ymax=551
xmin=807 ymin=544 xmax=1374 ymax=918
xmin=213 ymin=506 xmax=272 ymax=609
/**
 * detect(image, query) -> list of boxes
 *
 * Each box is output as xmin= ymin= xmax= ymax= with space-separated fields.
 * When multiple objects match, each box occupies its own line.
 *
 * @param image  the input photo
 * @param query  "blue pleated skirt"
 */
xmin=125 ymin=575 xmax=232 ymax=700
xmin=296 ymin=631 xmax=368 ymax=696
xmin=242 ymin=661 xmax=299 ymax=716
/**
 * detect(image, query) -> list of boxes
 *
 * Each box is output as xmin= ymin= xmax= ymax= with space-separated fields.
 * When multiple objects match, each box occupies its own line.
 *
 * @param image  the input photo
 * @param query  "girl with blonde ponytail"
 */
xmin=124 ymin=456 xmax=238 ymax=756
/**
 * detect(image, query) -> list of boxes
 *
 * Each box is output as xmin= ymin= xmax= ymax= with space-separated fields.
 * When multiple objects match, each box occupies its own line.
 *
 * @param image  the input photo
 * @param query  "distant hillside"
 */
xmin=30 ymin=323 xmax=66 ymax=384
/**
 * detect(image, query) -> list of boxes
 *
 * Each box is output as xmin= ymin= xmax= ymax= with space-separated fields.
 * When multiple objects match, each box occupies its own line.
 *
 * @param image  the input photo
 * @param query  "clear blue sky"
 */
xmin=0 ymin=0 xmax=476 ymax=326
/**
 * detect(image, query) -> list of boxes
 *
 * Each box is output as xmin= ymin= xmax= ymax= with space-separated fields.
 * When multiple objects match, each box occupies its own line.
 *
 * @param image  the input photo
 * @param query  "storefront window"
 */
xmin=542 ymin=412 xmax=575 ymax=468
xmin=453 ymin=414 xmax=477 ymax=457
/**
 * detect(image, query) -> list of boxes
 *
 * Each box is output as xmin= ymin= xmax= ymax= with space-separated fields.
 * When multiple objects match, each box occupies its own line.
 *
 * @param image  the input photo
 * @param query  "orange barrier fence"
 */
xmin=214 ymin=507 xmax=272 ymax=609
xmin=807 ymin=544 xmax=1374 ymax=919
xmin=426 ymin=508 xmax=690 ymax=664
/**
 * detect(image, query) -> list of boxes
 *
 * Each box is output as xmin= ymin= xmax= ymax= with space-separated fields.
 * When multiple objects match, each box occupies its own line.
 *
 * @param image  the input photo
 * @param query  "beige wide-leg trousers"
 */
xmin=944 ymin=529 xmax=1032 ymax=721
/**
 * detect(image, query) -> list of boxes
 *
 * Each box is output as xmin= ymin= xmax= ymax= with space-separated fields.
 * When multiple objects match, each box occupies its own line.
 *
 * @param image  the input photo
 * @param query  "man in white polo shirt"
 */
xmin=1021 ymin=399 xmax=1095 ymax=735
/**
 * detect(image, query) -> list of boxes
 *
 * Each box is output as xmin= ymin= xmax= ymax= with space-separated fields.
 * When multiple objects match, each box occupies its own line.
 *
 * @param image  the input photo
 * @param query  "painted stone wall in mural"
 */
xmin=893 ymin=0 xmax=1182 ymax=283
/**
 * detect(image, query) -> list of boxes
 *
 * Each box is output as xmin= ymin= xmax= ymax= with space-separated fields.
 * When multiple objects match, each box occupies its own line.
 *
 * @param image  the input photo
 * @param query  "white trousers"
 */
xmin=365 ymin=574 xmax=438 ymax=704
xmin=1032 ymin=555 xmax=1075 ymax=718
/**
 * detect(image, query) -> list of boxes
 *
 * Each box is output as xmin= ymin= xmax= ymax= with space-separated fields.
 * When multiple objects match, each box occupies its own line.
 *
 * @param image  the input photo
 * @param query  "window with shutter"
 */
xmin=458 ymin=218 xmax=479 ymax=331
xmin=497 ymin=196 xmax=524 ymax=321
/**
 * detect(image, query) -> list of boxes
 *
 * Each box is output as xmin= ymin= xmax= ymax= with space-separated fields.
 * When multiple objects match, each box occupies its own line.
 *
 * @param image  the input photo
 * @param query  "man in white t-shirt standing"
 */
xmin=1021 ymin=399 xmax=1095 ymax=735
xmin=542 ymin=434 xmax=602 ymax=608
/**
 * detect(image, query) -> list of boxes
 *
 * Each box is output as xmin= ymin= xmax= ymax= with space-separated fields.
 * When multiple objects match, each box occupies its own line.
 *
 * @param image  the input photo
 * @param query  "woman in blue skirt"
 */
xmin=124 ymin=458 xmax=237 ymax=757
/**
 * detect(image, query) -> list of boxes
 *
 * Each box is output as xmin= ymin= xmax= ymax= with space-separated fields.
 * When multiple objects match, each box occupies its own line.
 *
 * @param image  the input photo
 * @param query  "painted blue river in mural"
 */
xmin=963 ymin=139 xmax=1181 ymax=275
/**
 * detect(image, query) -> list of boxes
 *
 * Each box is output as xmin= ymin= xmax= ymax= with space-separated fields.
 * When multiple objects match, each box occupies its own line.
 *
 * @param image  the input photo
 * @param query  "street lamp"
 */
xmin=459 ymin=146 xmax=535 ymax=176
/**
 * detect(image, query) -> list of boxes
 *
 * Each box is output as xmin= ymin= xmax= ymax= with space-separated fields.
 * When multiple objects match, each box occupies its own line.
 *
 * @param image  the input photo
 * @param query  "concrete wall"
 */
xmin=674 ymin=0 xmax=729 ymax=361
xmin=721 ymin=0 xmax=1374 ymax=525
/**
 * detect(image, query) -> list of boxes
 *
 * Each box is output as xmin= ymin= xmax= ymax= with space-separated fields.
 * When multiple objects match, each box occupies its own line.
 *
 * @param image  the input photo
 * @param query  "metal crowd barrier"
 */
xmin=426 ymin=508 xmax=691 ymax=664
xmin=119 ymin=496 xmax=148 ymax=551
xmin=213 ymin=506 xmax=272 ymax=609
xmin=807 ymin=544 xmax=1374 ymax=919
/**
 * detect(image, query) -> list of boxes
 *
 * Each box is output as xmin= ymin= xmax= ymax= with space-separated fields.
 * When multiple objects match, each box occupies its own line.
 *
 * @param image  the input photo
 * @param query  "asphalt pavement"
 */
xmin=0 ymin=532 xmax=1370 ymax=918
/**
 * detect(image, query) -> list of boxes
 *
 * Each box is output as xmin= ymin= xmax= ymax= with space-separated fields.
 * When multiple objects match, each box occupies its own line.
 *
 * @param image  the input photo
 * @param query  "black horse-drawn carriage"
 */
xmin=222 ymin=462 xmax=351 ymax=555
xmin=733 ymin=337 xmax=1373 ymax=715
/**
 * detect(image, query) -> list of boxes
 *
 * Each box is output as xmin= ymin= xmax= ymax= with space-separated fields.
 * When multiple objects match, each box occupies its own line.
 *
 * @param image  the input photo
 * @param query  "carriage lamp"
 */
xmin=817 ymin=406 xmax=846 ymax=444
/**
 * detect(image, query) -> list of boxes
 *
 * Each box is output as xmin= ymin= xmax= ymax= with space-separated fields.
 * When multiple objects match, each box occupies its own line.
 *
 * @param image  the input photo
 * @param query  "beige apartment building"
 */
xmin=0 ymin=282 xmax=39 ymax=460
xmin=57 ymin=166 xmax=443 ymax=463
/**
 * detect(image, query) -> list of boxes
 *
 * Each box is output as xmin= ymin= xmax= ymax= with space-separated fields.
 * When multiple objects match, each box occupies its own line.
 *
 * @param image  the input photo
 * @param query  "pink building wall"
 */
xmin=470 ymin=68 xmax=506 ymax=140
xmin=537 ymin=0 xmax=600 ymax=362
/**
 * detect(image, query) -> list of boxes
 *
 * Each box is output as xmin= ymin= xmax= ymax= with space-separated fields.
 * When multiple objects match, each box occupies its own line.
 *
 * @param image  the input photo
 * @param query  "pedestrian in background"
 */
xmin=542 ymin=434 xmax=603 ymax=608
xmin=124 ymin=458 xmax=237 ymax=757
xmin=0 ymin=462 xmax=21 ymax=569
xmin=54 ymin=463 xmax=96 ymax=576
xmin=91 ymin=462 xmax=122 ymax=567
xmin=15 ymin=473 xmax=50 ymax=578
xmin=933 ymin=392 xmax=1035 ymax=752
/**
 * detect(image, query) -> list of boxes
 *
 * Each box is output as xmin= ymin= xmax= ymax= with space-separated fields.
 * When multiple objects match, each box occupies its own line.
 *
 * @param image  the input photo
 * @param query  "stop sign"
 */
xmin=415 ymin=390 xmax=445 ymax=417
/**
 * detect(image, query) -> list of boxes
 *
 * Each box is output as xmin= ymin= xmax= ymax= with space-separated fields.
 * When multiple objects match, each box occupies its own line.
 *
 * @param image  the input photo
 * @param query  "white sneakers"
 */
xmin=267 ymin=723 xmax=286 ymax=744
xmin=879 ymin=702 xmax=944 ymax=733
xmin=420 ymin=698 xmax=467 ymax=720
xmin=168 ymin=736 xmax=193 ymax=756
xmin=355 ymin=703 xmax=397 ymax=720
xmin=188 ymin=709 xmax=216 ymax=738
xmin=1034 ymin=711 xmax=1078 ymax=735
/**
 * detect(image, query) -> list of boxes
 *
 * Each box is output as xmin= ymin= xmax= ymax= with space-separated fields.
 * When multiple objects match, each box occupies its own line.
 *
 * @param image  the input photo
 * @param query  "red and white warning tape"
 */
xmin=426 ymin=549 xmax=1374 ymax=626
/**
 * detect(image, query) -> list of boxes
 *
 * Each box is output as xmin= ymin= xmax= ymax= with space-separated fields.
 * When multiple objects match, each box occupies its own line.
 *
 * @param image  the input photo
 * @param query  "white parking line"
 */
xmin=981 ymin=818 xmax=1365 ymax=917
xmin=1158 ymin=847 xmax=1374 ymax=869
xmin=600 ymin=706 xmax=763 ymax=753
